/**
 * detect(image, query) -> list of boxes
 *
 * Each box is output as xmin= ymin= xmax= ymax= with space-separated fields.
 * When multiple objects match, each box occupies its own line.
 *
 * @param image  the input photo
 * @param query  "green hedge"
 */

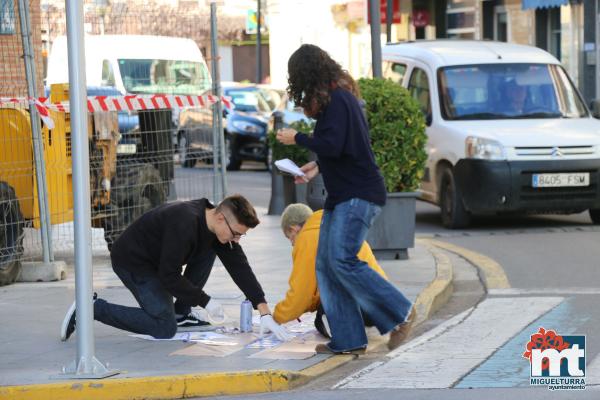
xmin=358 ymin=78 xmax=427 ymax=193
xmin=267 ymin=119 xmax=315 ymax=166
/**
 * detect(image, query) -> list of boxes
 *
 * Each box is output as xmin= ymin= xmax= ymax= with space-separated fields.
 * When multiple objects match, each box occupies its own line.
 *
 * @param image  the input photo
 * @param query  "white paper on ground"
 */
xmin=130 ymin=331 xmax=234 ymax=344
xmin=246 ymin=335 xmax=283 ymax=349
xmin=248 ymin=332 xmax=328 ymax=359
xmin=274 ymin=158 xmax=306 ymax=177
xmin=286 ymin=313 xmax=317 ymax=334
xmin=171 ymin=333 xmax=257 ymax=357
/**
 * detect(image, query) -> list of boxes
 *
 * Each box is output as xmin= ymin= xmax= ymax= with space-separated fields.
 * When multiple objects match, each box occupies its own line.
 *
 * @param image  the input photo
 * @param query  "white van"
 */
xmin=46 ymin=35 xmax=215 ymax=163
xmin=46 ymin=35 xmax=211 ymax=96
xmin=382 ymin=40 xmax=600 ymax=228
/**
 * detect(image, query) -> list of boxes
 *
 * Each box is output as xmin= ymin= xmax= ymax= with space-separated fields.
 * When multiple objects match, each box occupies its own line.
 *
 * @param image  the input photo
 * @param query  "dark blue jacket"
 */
xmin=295 ymin=88 xmax=386 ymax=209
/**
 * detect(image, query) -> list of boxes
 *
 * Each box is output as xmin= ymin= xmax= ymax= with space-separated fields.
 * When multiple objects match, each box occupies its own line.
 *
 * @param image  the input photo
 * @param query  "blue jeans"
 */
xmin=94 ymin=251 xmax=216 ymax=338
xmin=316 ymin=198 xmax=413 ymax=352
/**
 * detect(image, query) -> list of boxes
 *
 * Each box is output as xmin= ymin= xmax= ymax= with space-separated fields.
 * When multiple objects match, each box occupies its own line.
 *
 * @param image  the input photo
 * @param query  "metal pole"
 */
xmin=370 ymin=0 xmax=383 ymax=78
xmin=596 ymin=0 xmax=600 ymax=100
xmin=256 ymin=0 xmax=262 ymax=83
xmin=61 ymin=0 xmax=115 ymax=379
xmin=386 ymin=0 xmax=393 ymax=43
xmin=211 ymin=1 xmax=227 ymax=201
xmin=17 ymin=0 xmax=53 ymax=264
xmin=210 ymin=3 xmax=220 ymax=203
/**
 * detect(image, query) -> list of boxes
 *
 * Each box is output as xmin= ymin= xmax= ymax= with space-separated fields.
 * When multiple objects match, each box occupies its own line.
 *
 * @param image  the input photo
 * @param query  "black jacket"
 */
xmin=295 ymin=88 xmax=386 ymax=209
xmin=110 ymin=199 xmax=266 ymax=308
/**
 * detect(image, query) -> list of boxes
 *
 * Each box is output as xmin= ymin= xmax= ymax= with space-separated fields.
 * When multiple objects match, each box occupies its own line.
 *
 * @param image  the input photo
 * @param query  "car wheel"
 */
xmin=589 ymin=209 xmax=600 ymax=224
xmin=440 ymin=168 xmax=471 ymax=229
xmin=0 ymin=181 xmax=24 ymax=286
xmin=178 ymin=133 xmax=196 ymax=168
xmin=225 ymin=136 xmax=241 ymax=171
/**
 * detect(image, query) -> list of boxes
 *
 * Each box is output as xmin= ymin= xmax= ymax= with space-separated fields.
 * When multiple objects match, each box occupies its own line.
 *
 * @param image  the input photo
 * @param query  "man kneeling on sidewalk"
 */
xmin=61 ymin=195 xmax=291 ymax=342
xmin=273 ymin=204 xmax=411 ymax=346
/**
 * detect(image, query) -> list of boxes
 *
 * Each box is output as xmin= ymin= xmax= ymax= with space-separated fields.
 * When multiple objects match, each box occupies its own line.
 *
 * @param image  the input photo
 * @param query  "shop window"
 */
xmin=536 ymin=7 xmax=561 ymax=60
xmin=494 ymin=7 xmax=508 ymax=42
xmin=447 ymin=0 xmax=477 ymax=39
xmin=1 ymin=0 xmax=16 ymax=35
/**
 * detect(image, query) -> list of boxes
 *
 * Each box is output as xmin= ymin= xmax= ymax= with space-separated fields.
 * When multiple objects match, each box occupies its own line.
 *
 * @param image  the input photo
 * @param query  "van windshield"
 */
xmin=118 ymin=59 xmax=212 ymax=95
xmin=438 ymin=63 xmax=588 ymax=120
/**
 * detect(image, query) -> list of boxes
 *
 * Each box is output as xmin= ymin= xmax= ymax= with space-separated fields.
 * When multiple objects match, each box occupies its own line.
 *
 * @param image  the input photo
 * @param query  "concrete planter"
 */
xmin=366 ymin=191 xmax=418 ymax=260
xmin=306 ymin=173 xmax=326 ymax=211
xmin=268 ymin=169 xmax=308 ymax=215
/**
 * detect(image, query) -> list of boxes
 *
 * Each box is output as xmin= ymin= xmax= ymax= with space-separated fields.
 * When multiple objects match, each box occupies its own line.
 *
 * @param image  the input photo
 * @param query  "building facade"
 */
xmin=1 ymin=0 xmax=44 ymax=97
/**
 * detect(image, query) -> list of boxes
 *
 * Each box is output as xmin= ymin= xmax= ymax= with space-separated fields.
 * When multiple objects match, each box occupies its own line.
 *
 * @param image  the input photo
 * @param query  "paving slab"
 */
xmin=0 ymin=208 xmax=448 ymax=399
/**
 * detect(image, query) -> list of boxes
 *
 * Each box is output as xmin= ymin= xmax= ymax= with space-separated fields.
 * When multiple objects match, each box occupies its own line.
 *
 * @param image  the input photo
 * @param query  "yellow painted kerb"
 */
xmin=0 ymin=354 xmax=357 ymax=400
xmin=426 ymin=239 xmax=511 ymax=289
xmin=0 ymin=370 xmax=293 ymax=400
xmin=414 ymin=239 xmax=454 ymax=324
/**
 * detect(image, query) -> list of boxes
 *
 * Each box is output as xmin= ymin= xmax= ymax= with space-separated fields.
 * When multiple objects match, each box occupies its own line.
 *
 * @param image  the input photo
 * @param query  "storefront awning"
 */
xmin=522 ymin=0 xmax=569 ymax=10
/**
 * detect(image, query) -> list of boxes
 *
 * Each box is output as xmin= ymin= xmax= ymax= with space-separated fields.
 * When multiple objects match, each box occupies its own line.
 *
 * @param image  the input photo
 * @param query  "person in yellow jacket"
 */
xmin=273 ymin=203 xmax=387 ymax=337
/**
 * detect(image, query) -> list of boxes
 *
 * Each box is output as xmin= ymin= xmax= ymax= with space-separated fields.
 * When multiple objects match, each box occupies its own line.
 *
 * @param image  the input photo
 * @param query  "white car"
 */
xmin=382 ymin=40 xmax=600 ymax=228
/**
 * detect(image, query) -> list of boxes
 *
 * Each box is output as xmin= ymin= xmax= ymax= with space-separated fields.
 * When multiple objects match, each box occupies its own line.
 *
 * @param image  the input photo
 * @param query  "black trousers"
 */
xmin=173 ymin=250 xmax=217 ymax=315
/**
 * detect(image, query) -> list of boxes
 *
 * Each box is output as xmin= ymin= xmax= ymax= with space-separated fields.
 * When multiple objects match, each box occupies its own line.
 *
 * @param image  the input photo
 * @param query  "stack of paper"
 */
xmin=274 ymin=159 xmax=306 ymax=177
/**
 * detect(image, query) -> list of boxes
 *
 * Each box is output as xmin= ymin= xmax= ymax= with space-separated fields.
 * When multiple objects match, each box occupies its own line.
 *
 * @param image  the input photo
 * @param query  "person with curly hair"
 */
xmin=276 ymin=44 xmax=415 ymax=355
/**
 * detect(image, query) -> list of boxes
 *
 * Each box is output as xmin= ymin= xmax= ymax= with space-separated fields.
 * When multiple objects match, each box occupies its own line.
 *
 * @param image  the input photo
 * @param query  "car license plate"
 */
xmin=116 ymin=144 xmax=137 ymax=154
xmin=532 ymin=173 xmax=590 ymax=188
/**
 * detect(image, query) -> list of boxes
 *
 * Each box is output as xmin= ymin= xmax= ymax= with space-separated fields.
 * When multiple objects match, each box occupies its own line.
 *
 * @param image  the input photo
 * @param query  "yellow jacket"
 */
xmin=273 ymin=210 xmax=387 ymax=324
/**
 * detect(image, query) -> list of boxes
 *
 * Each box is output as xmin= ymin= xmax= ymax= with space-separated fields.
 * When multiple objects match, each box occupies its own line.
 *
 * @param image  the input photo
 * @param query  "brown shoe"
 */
xmin=388 ymin=307 xmax=417 ymax=351
xmin=315 ymin=343 xmax=366 ymax=355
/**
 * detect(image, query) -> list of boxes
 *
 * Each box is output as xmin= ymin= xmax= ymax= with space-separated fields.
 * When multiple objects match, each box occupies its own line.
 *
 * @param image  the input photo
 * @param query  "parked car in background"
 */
xmin=222 ymin=84 xmax=283 ymax=170
xmin=382 ymin=40 xmax=600 ymax=228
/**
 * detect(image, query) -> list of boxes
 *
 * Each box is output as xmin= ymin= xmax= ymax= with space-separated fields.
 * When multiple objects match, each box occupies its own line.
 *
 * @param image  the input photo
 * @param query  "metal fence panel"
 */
xmin=1 ymin=0 xmax=225 ymax=283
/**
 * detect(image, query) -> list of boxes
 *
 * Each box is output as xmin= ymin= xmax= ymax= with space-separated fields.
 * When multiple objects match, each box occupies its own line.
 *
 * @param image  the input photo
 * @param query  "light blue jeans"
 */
xmin=316 ymin=198 xmax=413 ymax=352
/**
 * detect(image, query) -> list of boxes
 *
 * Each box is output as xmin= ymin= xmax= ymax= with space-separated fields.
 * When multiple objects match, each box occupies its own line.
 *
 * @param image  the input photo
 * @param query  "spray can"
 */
xmin=240 ymin=299 xmax=253 ymax=332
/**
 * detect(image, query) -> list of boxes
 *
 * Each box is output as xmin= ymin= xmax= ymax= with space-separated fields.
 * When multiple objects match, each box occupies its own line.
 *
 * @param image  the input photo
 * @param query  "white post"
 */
xmin=59 ymin=0 xmax=116 ymax=379
xmin=210 ymin=1 xmax=227 ymax=201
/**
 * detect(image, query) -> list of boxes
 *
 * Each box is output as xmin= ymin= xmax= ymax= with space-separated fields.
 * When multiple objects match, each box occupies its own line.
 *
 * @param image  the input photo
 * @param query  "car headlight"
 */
xmin=465 ymin=136 xmax=506 ymax=160
xmin=232 ymin=120 xmax=263 ymax=134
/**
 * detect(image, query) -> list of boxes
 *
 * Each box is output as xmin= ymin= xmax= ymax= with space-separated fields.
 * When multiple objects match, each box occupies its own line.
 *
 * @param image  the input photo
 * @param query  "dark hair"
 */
xmin=287 ymin=44 xmax=359 ymax=118
xmin=216 ymin=194 xmax=260 ymax=228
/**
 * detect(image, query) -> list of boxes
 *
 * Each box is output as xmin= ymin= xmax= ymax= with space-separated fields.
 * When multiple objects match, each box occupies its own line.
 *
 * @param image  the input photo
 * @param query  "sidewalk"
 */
xmin=0 ymin=208 xmax=451 ymax=399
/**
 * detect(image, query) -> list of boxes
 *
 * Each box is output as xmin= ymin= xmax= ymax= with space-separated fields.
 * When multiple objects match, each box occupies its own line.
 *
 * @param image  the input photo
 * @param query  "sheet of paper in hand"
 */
xmin=274 ymin=159 xmax=306 ymax=177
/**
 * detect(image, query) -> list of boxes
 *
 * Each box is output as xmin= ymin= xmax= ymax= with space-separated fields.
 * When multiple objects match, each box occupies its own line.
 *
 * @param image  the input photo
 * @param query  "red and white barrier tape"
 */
xmin=0 ymin=94 xmax=232 ymax=130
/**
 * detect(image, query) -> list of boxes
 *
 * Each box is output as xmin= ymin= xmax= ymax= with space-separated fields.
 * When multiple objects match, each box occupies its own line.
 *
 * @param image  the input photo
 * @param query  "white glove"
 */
xmin=204 ymin=298 xmax=225 ymax=323
xmin=259 ymin=314 xmax=292 ymax=341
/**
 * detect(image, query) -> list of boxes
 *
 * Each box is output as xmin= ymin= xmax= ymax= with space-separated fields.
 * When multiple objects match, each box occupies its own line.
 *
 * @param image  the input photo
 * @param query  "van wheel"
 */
xmin=440 ymin=168 xmax=471 ymax=229
xmin=589 ymin=209 xmax=600 ymax=224
xmin=0 ymin=182 xmax=24 ymax=286
xmin=178 ymin=133 xmax=196 ymax=168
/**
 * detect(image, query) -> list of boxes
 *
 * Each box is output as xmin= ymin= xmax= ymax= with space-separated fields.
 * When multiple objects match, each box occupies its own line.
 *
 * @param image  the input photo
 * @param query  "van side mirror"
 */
xmin=589 ymin=100 xmax=600 ymax=119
